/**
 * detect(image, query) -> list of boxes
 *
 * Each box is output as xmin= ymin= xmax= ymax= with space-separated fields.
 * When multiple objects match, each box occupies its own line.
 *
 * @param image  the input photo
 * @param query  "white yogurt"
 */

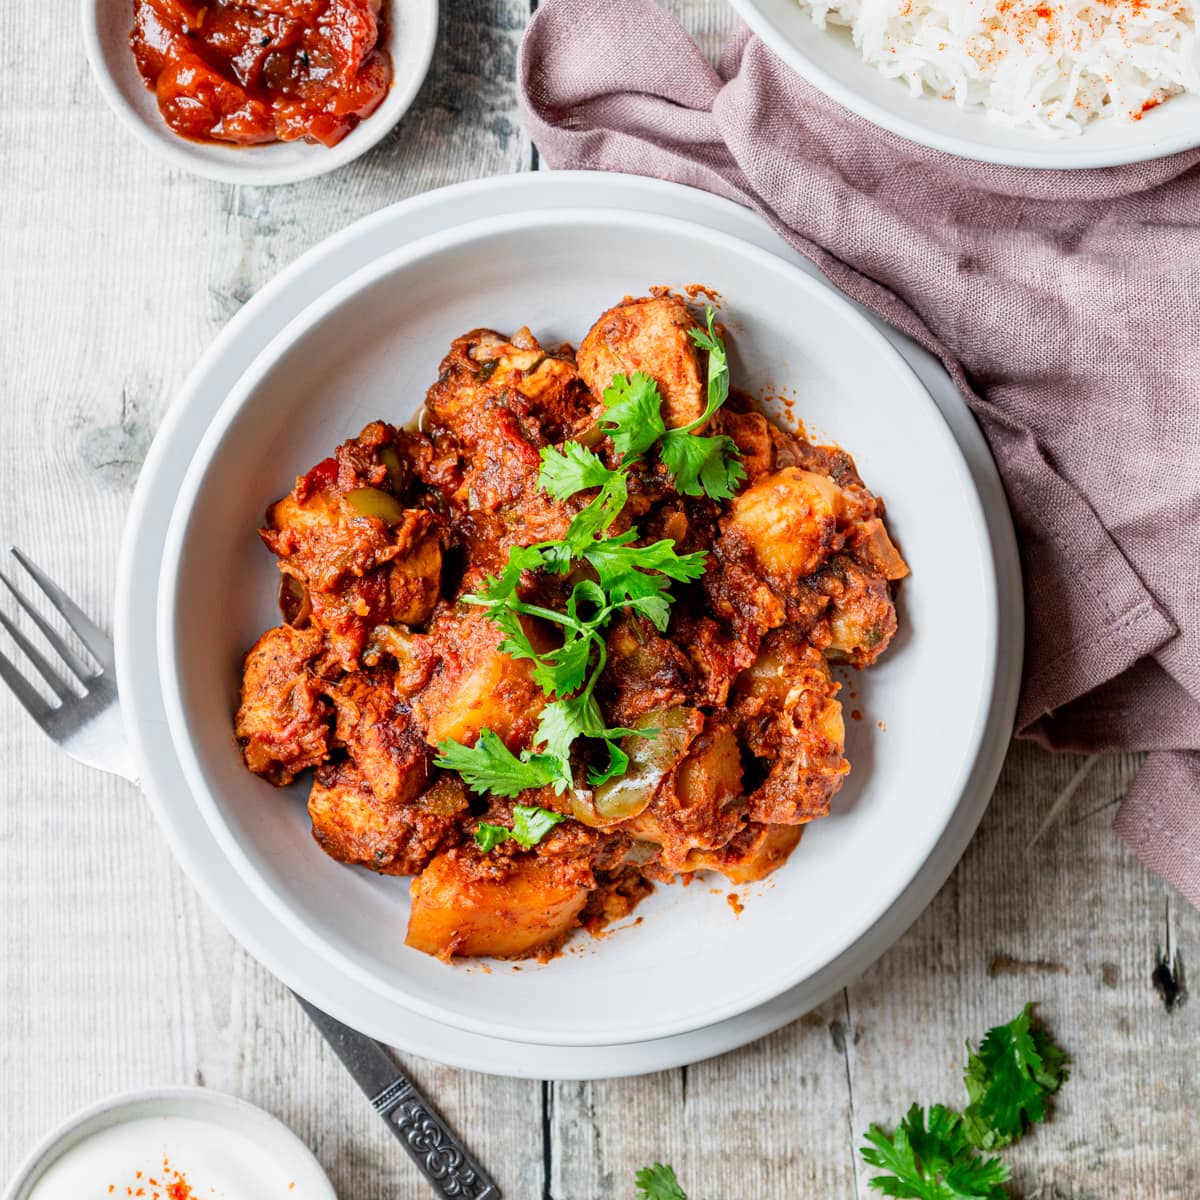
xmin=27 ymin=1115 xmax=305 ymax=1200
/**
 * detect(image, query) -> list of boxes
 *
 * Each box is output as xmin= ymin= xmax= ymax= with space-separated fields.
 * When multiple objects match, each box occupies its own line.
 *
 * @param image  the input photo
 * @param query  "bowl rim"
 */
xmin=155 ymin=203 xmax=1000 ymax=1047
xmin=1 ymin=1086 xmax=337 ymax=1200
xmin=727 ymin=0 xmax=1200 ymax=168
xmin=79 ymin=0 xmax=439 ymax=186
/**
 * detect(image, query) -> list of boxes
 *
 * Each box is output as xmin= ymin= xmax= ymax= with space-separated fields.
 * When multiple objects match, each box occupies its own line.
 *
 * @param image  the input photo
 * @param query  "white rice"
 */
xmin=796 ymin=0 xmax=1200 ymax=134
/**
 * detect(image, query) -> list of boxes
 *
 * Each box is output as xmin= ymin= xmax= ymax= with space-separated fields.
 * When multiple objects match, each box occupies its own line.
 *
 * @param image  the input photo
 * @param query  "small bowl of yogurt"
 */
xmin=2 ymin=1087 xmax=337 ymax=1200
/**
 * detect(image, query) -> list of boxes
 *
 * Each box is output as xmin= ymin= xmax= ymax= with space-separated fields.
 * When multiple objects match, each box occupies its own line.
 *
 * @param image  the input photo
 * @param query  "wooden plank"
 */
xmin=4 ymin=1 xmax=1200 ymax=1197
xmin=0 ymin=0 xmax=538 ymax=1193
xmin=549 ymin=994 xmax=860 ymax=1199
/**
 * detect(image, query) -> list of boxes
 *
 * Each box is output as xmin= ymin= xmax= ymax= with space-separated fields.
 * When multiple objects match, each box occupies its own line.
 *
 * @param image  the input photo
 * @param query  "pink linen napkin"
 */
xmin=517 ymin=0 xmax=1200 ymax=905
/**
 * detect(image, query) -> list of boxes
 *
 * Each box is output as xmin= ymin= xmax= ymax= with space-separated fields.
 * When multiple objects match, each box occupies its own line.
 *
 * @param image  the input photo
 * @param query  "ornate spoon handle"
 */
xmin=294 ymin=993 xmax=501 ymax=1199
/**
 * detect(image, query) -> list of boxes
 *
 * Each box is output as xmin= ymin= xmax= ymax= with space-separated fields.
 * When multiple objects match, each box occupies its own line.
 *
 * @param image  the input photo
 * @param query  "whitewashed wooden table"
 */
xmin=1 ymin=2 xmax=1196 ymax=1196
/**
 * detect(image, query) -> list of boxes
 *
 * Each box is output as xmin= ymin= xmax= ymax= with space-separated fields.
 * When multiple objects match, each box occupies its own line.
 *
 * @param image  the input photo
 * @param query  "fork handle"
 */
xmin=293 ymin=993 xmax=501 ymax=1199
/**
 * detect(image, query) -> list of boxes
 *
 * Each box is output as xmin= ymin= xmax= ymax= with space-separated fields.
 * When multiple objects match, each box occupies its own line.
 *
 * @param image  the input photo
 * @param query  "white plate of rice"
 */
xmin=731 ymin=0 xmax=1200 ymax=166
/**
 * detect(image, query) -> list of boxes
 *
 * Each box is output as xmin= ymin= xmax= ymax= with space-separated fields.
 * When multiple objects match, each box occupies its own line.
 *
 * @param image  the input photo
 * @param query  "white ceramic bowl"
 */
xmin=2 ymin=1087 xmax=336 ymax=1200
xmin=82 ymin=0 xmax=438 ymax=186
xmin=118 ymin=172 xmax=1023 ymax=1076
xmin=730 ymin=0 xmax=1200 ymax=168
xmin=157 ymin=205 xmax=1000 ymax=1047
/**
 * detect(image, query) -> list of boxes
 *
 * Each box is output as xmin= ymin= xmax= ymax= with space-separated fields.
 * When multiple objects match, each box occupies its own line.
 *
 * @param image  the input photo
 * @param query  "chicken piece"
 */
xmin=406 ymin=848 xmax=592 ymax=959
xmin=422 ymin=329 xmax=590 ymax=569
xmin=235 ymin=624 xmax=331 ymax=786
xmin=577 ymin=296 xmax=706 ymax=429
xmin=682 ymin=822 xmax=803 ymax=884
xmin=325 ymin=671 xmax=430 ymax=805
xmin=669 ymin=613 xmax=756 ymax=708
xmin=410 ymin=607 xmax=548 ymax=751
xmin=263 ymin=461 xmax=392 ymax=593
xmin=619 ymin=714 xmax=745 ymax=872
xmin=811 ymin=555 xmax=899 ymax=668
xmin=424 ymin=328 xmax=594 ymax=447
xmin=260 ymin=444 xmax=443 ymax=668
xmin=263 ymin=424 xmax=425 ymax=590
xmin=701 ymin=555 xmax=787 ymax=652
xmin=264 ymin=472 xmax=441 ymax=610
xmin=597 ymin=615 xmax=693 ymax=726
xmin=715 ymin=407 xmax=774 ymax=485
xmin=853 ymin=516 xmax=910 ymax=582
xmin=732 ymin=629 xmax=848 ymax=825
xmin=307 ymin=760 xmax=463 ymax=876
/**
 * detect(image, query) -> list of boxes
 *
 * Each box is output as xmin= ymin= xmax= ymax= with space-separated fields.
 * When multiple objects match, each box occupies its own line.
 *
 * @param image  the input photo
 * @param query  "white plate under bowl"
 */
xmin=82 ymin=0 xmax=438 ymax=186
xmin=2 ymin=1087 xmax=335 ymax=1200
xmin=156 ymin=201 xmax=998 ymax=1048
xmin=118 ymin=172 xmax=1021 ymax=1077
xmin=731 ymin=0 xmax=1200 ymax=168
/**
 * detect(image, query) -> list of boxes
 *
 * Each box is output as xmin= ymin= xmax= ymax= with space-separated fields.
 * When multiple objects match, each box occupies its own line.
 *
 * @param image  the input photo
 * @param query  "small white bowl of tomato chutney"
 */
xmin=81 ymin=0 xmax=438 ymax=186
xmin=2 ymin=1087 xmax=337 ymax=1200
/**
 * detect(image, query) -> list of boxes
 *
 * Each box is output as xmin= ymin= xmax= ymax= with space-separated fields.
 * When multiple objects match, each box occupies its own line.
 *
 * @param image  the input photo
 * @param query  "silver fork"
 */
xmin=0 ymin=545 xmax=500 ymax=1200
xmin=0 ymin=546 xmax=134 ymax=781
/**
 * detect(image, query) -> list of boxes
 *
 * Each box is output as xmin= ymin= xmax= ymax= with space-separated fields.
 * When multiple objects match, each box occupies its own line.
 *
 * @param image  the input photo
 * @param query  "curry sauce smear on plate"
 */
xmin=130 ymin=0 xmax=392 ymax=147
xmin=234 ymin=296 xmax=909 ymax=962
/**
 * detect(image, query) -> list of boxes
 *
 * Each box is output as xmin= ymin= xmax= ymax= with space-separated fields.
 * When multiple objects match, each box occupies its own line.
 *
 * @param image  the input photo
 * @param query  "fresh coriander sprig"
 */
xmin=540 ymin=307 xmax=743 ymax=511
xmin=473 ymin=803 xmax=567 ymax=852
xmin=862 ymin=1104 xmax=1010 ymax=1200
xmin=659 ymin=310 xmax=746 ymax=500
xmin=433 ymin=729 xmax=561 ymax=798
xmin=437 ymin=306 xmax=739 ymax=819
xmin=634 ymin=1163 xmax=687 ymax=1200
xmin=440 ymin=536 xmax=705 ymax=801
xmin=859 ymin=1006 xmax=1069 ymax=1198
xmin=960 ymin=1004 xmax=1069 ymax=1149
xmin=438 ymin=570 xmax=671 ymax=798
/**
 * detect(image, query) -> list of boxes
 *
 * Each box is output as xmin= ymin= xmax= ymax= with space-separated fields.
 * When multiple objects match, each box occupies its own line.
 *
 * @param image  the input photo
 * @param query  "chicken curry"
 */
xmin=234 ymin=295 xmax=909 ymax=961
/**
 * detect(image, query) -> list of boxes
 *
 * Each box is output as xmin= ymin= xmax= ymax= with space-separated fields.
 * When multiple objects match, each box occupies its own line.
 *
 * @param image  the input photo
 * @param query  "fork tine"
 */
xmin=8 ymin=547 xmax=114 ymax=673
xmin=0 ymin=611 xmax=77 ymax=701
xmin=0 ymin=572 xmax=94 ymax=683
xmin=0 ymin=644 xmax=52 ymax=721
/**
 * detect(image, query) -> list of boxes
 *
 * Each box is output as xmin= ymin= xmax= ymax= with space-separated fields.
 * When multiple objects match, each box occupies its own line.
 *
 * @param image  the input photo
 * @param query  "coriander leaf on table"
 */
xmin=861 ymin=1104 xmax=1010 ymax=1200
xmin=601 ymin=371 xmax=666 ymax=458
xmin=634 ymin=1162 xmax=687 ymax=1200
xmin=434 ymin=729 xmax=561 ymax=798
xmin=961 ymin=1004 xmax=1069 ymax=1148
